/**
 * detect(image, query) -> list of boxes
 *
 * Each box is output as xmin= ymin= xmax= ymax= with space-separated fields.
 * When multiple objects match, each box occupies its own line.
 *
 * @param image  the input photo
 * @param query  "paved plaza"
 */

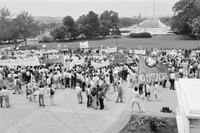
xmin=0 ymin=81 xmax=177 ymax=133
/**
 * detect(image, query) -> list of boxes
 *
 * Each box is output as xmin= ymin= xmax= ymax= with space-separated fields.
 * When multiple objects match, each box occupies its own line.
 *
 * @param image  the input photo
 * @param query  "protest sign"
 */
xmin=138 ymin=56 xmax=169 ymax=83
xmin=113 ymin=53 xmax=127 ymax=64
xmin=0 ymin=57 xmax=40 ymax=67
xmin=80 ymin=41 xmax=89 ymax=49
xmin=134 ymin=49 xmax=146 ymax=55
xmin=103 ymin=47 xmax=117 ymax=53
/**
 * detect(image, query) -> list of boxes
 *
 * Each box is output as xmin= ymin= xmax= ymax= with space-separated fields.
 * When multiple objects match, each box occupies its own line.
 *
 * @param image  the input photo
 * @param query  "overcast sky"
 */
xmin=1 ymin=0 xmax=178 ymax=19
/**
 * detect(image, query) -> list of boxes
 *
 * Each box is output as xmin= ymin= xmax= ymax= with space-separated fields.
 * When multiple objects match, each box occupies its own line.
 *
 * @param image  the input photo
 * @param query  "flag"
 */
xmin=79 ymin=41 xmax=89 ymax=48
xmin=138 ymin=56 xmax=169 ymax=83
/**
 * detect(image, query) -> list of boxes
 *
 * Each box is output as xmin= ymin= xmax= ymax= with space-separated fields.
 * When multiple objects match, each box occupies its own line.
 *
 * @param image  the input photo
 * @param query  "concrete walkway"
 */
xmin=0 ymin=81 xmax=178 ymax=133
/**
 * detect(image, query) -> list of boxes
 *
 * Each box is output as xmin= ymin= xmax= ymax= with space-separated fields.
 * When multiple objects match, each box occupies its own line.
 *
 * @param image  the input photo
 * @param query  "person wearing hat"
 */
xmin=75 ymin=83 xmax=82 ymax=104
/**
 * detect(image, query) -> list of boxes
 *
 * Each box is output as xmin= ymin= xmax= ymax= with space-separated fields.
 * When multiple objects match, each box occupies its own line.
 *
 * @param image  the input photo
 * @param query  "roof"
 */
xmin=176 ymin=79 xmax=200 ymax=119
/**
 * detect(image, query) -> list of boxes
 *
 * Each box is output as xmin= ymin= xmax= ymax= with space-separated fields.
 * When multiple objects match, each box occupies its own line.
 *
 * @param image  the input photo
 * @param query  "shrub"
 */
xmin=129 ymin=32 xmax=152 ymax=38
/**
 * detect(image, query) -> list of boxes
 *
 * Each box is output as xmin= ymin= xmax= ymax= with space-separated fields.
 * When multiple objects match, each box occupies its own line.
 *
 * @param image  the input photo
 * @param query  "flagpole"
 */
xmin=137 ymin=55 xmax=141 ymax=84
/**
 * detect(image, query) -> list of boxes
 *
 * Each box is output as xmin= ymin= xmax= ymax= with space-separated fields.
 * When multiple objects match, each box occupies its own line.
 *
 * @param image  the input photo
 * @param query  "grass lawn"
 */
xmin=36 ymin=35 xmax=199 ymax=49
xmin=0 ymin=35 xmax=199 ymax=50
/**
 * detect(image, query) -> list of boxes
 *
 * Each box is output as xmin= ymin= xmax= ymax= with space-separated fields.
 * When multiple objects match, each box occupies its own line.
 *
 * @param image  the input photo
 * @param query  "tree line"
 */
xmin=50 ymin=10 xmax=121 ymax=41
xmin=0 ymin=6 xmax=39 ymax=44
xmin=0 ymin=5 xmax=152 ymax=44
xmin=171 ymin=0 xmax=200 ymax=39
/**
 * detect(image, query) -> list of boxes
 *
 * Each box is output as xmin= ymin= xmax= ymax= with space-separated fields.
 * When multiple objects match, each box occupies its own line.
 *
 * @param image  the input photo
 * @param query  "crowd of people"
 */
xmin=0 ymin=47 xmax=200 ymax=112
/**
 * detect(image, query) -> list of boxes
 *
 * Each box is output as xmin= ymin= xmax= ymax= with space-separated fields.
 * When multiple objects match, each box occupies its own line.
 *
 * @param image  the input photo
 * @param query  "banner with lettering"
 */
xmin=0 ymin=57 xmax=40 ymax=67
xmin=138 ymin=56 xmax=169 ymax=83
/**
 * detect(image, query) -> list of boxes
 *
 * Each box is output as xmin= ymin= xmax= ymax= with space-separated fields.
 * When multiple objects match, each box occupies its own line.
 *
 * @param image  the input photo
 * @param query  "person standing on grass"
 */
xmin=38 ymin=84 xmax=45 ymax=107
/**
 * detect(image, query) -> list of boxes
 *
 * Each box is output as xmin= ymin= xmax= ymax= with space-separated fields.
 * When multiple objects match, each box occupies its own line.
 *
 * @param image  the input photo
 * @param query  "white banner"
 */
xmin=91 ymin=60 xmax=110 ymax=68
xmin=79 ymin=41 xmax=89 ymax=49
xmin=103 ymin=47 xmax=117 ymax=53
xmin=0 ymin=57 xmax=40 ymax=67
xmin=134 ymin=49 xmax=146 ymax=55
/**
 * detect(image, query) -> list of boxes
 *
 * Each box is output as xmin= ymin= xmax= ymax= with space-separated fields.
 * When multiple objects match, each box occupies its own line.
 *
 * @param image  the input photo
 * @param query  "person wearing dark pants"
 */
xmin=0 ymin=88 xmax=3 ymax=107
xmin=86 ymin=85 xmax=92 ymax=107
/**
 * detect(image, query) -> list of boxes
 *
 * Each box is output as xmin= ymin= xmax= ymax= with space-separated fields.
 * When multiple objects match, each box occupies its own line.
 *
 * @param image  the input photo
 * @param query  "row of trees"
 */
xmin=50 ymin=10 xmax=121 ymax=41
xmin=171 ymin=0 xmax=200 ymax=39
xmin=0 ymin=6 xmax=39 ymax=44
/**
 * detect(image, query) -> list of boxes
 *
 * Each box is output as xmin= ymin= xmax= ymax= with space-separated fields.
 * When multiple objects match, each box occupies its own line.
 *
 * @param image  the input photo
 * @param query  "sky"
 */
xmin=1 ymin=0 xmax=179 ymax=19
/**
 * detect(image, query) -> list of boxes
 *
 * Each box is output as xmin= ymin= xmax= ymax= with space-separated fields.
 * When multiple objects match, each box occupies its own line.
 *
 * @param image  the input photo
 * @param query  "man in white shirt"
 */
xmin=169 ymin=72 xmax=176 ymax=90
xmin=38 ymin=84 xmax=45 ymax=106
xmin=131 ymin=86 xmax=143 ymax=113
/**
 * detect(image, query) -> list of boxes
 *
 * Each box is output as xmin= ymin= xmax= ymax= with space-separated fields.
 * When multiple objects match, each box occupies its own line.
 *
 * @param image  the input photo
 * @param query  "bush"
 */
xmin=129 ymin=32 xmax=152 ymax=38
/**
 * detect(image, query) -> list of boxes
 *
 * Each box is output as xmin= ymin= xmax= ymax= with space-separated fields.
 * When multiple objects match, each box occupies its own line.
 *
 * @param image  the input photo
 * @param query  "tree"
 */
xmin=0 ymin=6 xmax=11 ymax=42
xmin=77 ymin=15 xmax=88 ymax=37
xmin=84 ymin=11 xmax=100 ymax=39
xmin=50 ymin=25 xmax=67 ymax=41
xmin=100 ymin=10 xmax=120 ymax=37
xmin=99 ymin=24 xmax=110 ymax=37
xmin=171 ymin=0 xmax=200 ymax=37
xmin=14 ymin=11 xmax=39 ymax=44
xmin=100 ymin=10 xmax=120 ymax=30
xmin=63 ymin=16 xmax=78 ymax=39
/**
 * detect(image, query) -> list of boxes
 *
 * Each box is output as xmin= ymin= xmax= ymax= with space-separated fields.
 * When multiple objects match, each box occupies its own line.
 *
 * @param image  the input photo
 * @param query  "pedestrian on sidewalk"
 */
xmin=75 ymin=83 xmax=82 ymax=104
xmin=85 ymin=84 xmax=92 ymax=107
xmin=131 ymin=86 xmax=143 ymax=113
xmin=0 ymin=87 xmax=3 ymax=108
xmin=116 ymin=81 xmax=123 ymax=103
xmin=38 ymin=84 xmax=45 ymax=107
xmin=2 ymin=86 xmax=9 ymax=108
xmin=49 ymin=84 xmax=55 ymax=105
xmin=98 ymin=87 xmax=105 ymax=110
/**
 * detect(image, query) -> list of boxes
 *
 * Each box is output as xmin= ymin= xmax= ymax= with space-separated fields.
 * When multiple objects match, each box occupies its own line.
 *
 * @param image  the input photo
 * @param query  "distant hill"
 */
xmin=34 ymin=16 xmax=63 ymax=24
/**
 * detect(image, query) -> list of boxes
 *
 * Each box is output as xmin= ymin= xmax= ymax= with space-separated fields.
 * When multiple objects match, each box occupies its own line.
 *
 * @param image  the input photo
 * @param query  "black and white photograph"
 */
xmin=0 ymin=0 xmax=200 ymax=133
